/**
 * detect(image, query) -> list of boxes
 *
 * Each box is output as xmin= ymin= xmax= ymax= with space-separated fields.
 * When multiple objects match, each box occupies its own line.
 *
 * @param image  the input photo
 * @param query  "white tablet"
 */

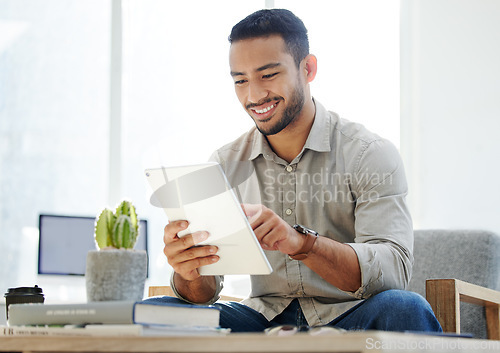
xmin=145 ymin=163 xmax=272 ymax=276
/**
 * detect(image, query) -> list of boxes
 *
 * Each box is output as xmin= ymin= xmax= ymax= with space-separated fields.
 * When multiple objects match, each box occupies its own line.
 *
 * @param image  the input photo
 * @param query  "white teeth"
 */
xmin=255 ymin=104 xmax=274 ymax=114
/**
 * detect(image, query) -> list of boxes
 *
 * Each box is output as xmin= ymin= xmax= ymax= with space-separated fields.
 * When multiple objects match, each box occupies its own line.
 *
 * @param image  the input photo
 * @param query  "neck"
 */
xmin=266 ymin=98 xmax=316 ymax=164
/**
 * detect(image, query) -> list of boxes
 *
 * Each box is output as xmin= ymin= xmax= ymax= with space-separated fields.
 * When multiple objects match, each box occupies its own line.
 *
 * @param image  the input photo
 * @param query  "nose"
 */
xmin=247 ymin=81 xmax=268 ymax=105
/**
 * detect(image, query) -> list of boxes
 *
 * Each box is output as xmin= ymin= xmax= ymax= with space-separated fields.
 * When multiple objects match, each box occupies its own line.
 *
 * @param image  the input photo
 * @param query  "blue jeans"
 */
xmin=144 ymin=289 xmax=442 ymax=333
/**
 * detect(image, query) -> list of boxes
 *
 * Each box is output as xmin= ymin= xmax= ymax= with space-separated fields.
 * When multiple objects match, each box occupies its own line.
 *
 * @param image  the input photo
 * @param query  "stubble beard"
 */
xmin=251 ymin=84 xmax=305 ymax=136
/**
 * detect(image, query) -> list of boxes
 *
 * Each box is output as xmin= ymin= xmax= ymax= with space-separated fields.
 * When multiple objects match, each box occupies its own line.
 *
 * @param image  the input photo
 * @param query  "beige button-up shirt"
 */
xmin=173 ymin=100 xmax=413 ymax=326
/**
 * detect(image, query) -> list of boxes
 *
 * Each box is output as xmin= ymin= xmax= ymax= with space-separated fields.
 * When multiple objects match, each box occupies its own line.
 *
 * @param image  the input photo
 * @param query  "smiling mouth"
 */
xmin=249 ymin=100 xmax=280 ymax=120
xmin=254 ymin=104 xmax=276 ymax=114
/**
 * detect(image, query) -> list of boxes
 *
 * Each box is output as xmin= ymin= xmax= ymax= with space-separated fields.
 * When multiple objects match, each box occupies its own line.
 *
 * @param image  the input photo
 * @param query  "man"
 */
xmin=162 ymin=9 xmax=441 ymax=333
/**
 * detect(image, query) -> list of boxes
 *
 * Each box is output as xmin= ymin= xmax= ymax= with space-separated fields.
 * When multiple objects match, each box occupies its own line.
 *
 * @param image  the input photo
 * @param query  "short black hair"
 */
xmin=228 ymin=9 xmax=309 ymax=67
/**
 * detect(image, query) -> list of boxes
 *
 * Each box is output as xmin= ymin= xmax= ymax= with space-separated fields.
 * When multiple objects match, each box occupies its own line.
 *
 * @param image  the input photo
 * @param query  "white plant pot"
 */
xmin=85 ymin=249 xmax=147 ymax=302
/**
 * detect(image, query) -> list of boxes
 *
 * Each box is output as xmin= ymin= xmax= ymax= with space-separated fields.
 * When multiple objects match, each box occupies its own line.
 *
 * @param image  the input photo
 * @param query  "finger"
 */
xmin=163 ymin=220 xmax=188 ymax=244
xmin=258 ymin=228 xmax=281 ymax=250
xmin=173 ymin=244 xmax=218 ymax=264
xmin=166 ymin=244 xmax=218 ymax=278
xmin=163 ymin=231 xmax=209 ymax=260
xmin=173 ymin=231 xmax=209 ymax=252
xmin=254 ymin=217 xmax=286 ymax=251
xmin=251 ymin=213 xmax=267 ymax=230
xmin=191 ymin=231 xmax=210 ymax=245
xmin=164 ymin=231 xmax=214 ymax=264
xmin=253 ymin=223 xmax=273 ymax=246
xmin=170 ymin=245 xmax=219 ymax=281
xmin=241 ymin=203 xmax=264 ymax=221
xmin=174 ymin=255 xmax=220 ymax=281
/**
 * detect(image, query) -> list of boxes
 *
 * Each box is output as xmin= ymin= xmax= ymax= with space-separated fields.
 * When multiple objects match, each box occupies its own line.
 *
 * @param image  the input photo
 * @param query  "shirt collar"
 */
xmin=303 ymin=99 xmax=331 ymax=153
xmin=249 ymin=130 xmax=272 ymax=161
xmin=248 ymin=99 xmax=331 ymax=161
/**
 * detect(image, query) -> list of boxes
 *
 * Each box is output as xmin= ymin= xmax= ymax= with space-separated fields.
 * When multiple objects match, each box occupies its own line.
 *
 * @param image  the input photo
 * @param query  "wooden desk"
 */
xmin=1 ymin=331 xmax=500 ymax=353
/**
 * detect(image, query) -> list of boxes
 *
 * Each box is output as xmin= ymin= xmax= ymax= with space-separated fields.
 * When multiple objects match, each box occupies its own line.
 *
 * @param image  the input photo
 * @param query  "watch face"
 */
xmin=294 ymin=224 xmax=307 ymax=234
xmin=294 ymin=224 xmax=317 ymax=236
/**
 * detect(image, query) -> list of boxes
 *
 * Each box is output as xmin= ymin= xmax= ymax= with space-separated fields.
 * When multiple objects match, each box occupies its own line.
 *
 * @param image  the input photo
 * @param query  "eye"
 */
xmin=234 ymin=79 xmax=247 ymax=86
xmin=263 ymin=72 xmax=279 ymax=79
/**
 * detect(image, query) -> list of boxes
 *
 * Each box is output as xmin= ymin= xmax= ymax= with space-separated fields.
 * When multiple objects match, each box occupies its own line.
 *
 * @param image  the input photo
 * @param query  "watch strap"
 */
xmin=289 ymin=225 xmax=318 ymax=260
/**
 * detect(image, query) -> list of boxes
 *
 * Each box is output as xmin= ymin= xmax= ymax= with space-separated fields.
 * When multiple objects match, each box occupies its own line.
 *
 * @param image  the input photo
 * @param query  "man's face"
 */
xmin=229 ymin=35 xmax=305 ymax=136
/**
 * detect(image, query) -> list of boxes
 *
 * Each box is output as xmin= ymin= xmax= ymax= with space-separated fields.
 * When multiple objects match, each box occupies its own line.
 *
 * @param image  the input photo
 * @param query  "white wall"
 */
xmin=401 ymin=0 xmax=500 ymax=233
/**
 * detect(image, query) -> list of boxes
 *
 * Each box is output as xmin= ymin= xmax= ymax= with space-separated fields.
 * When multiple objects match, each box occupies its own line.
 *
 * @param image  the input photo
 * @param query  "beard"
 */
xmin=250 ymin=83 xmax=305 ymax=136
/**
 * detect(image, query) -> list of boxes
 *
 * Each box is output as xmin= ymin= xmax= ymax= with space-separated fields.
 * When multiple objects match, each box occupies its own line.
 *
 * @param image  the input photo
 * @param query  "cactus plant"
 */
xmin=94 ymin=200 xmax=139 ymax=249
xmin=87 ymin=199 xmax=147 ymax=301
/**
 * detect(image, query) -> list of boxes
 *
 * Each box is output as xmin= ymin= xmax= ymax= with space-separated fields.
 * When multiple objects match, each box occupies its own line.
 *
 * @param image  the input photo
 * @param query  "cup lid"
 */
xmin=5 ymin=285 xmax=44 ymax=296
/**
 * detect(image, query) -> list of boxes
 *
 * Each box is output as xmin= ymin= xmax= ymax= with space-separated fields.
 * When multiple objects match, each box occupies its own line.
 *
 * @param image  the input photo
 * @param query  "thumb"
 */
xmin=241 ymin=203 xmax=263 ymax=222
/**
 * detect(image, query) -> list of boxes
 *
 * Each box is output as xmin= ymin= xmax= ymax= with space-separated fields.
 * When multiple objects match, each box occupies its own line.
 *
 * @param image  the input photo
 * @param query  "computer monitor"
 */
xmin=38 ymin=214 xmax=148 ymax=276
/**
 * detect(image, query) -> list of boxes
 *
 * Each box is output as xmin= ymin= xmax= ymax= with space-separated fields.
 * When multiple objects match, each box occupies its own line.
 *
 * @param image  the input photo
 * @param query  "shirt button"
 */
xmin=285 ymin=165 xmax=293 ymax=172
xmin=285 ymin=208 xmax=293 ymax=216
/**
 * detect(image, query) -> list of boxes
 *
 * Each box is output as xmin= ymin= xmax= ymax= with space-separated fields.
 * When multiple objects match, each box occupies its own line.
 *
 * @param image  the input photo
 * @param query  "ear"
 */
xmin=303 ymin=54 xmax=317 ymax=83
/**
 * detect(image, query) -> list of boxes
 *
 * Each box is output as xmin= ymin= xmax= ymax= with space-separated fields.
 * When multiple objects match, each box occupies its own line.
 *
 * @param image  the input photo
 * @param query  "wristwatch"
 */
xmin=288 ymin=224 xmax=319 ymax=260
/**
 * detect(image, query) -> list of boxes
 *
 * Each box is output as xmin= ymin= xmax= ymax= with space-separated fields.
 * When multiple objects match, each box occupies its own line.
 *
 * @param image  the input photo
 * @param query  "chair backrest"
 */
xmin=408 ymin=229 xmax=500 ymax=339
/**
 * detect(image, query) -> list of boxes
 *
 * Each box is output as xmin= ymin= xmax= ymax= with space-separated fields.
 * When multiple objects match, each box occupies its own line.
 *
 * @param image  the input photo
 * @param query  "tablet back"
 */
xmin=145 ymin=163 xmax=272 ymax=276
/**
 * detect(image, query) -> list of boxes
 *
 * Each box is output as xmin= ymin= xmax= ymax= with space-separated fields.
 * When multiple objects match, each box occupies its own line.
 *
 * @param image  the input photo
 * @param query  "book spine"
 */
xmin=7 ymin=301 xmax=136 ymax=326
xmin=1 ymin=326 xmax=91 ymax=337
xmin=0 ymin=325 xmax=143 ymax=337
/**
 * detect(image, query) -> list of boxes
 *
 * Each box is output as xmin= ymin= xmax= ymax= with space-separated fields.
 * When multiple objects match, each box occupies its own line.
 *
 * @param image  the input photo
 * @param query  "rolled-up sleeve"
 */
xmin=347 ymin=139 xmax=413 ymax=299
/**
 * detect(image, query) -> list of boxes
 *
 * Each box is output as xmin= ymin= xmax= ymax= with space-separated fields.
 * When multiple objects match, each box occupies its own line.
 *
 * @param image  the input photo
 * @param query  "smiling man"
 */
xmin=161 ymin=9 xmax=442 ymax=333
xmin=230 ymin=39 xmax=311 ymax=139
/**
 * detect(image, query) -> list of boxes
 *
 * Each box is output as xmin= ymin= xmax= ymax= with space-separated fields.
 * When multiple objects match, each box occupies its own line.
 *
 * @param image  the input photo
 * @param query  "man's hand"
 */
xmin=242 ymin=204 xmax=361 ymax=292
xmin=163 ymin=220 xmax=219 ymax=281
xmin=241 ymin=204 xmax=305 ymax=255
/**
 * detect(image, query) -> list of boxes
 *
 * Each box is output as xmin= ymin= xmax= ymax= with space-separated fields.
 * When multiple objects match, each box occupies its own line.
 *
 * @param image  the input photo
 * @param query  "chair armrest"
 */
xmin=148 ymin=286 xmax=243 ymax=302
xmin=426 ymin=278 xmax=500 ymax=339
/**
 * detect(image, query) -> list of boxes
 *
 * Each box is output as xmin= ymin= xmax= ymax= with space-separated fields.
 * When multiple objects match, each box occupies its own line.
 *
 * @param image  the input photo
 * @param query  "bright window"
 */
xmin=0 ymin=0 xmax=399 ymax=299
xmin=0 ymin=1 xmax=110 ymax=299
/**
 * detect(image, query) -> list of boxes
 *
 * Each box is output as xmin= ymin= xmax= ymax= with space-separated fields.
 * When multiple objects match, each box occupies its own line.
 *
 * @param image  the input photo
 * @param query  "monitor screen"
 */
xmin=38 ymin=214 xmax=148 ymax=276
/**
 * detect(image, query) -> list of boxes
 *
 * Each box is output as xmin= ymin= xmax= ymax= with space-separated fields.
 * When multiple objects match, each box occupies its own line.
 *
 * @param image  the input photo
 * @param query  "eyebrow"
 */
xmin=230 ymin=62 xmax=282 ymax=77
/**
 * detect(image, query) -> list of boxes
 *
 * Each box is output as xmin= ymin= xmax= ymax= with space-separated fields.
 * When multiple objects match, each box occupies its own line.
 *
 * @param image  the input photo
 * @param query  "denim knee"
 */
xmin=140 ymin=295 xmax=186 ymax=305
xmin=370 ymin=289 xmax=430 ymax=315
xmin=333 ymin=289 xmax=442 ymax=332
xmin=364 ymin=289 xmax=442 ymax=332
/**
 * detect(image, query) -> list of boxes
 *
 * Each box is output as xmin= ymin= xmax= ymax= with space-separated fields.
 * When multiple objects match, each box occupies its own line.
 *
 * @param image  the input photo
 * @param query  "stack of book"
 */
xmin=1 ymin=300 xmax=227 ymax=337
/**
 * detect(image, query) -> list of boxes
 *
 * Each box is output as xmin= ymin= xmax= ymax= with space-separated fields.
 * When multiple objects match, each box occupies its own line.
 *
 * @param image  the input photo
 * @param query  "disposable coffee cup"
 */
xmin=4 ymin=285 xmax=44 ymax=320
